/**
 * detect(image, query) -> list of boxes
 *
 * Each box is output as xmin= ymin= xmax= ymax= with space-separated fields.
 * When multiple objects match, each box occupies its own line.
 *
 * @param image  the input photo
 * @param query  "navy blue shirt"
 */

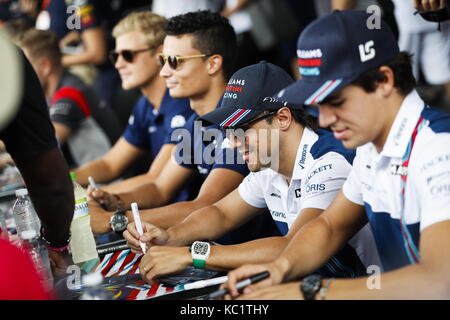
xmin=123 ymin=90 xmax=198 ymax=203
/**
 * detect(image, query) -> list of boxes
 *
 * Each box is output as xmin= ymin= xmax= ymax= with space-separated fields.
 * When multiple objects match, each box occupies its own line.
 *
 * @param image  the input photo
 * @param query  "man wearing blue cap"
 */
xmin=125 ymin=61 xmax=380 ymax=284
xmin=224 ymin=10 xmax=450 ymax=300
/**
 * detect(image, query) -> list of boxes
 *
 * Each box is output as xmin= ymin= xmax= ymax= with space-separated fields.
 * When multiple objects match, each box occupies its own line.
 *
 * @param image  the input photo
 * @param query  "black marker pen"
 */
xmin=207 ymin=271 xmax=270 ymax=300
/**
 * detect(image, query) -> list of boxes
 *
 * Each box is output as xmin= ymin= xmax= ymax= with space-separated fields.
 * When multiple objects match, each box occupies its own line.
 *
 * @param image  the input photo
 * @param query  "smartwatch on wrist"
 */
xmin=300 ymin=274 xmax=323 ymax=300
xmin=110 ymin=209 xmax=129 ymax=233
xmin=190 ymin=241 xmax=210 ymax=269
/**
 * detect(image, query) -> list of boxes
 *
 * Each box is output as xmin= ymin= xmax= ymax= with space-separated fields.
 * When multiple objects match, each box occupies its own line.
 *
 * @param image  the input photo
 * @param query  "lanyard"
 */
xmin=399 ymin=116 xmax=426 ymax=265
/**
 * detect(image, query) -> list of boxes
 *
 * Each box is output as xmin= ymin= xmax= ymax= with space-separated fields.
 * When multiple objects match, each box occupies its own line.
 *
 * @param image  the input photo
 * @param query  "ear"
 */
xmin=206 ymin=54 xmax=223 ymax=76
xmin=377 ymin=65 xmax=395 ymax=97
xmin=39 ymin=57 xmax=53 ymax=78
xmin=275 ymin=107 xmax=292 ymax=131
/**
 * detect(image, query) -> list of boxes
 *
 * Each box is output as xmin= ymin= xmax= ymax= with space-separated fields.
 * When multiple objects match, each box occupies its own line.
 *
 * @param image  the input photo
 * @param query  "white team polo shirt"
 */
xmin=239 ymin=127 xmax=381 ymax=271
xmin=343 ymin=90 xmax=450 ymax=272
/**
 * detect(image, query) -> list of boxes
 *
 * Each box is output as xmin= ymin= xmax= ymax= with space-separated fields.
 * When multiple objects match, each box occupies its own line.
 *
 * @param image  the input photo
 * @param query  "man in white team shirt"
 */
xmin=123 ymin=61 xmax=380 ymax=283
xmin=223 ymin=11 xmax=450 ymax=300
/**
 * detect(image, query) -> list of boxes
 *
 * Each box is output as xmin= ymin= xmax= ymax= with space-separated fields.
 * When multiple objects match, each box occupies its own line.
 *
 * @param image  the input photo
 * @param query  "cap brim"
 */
xmin=279 ymin=75 xmax=359 ymax=109
xmin=200 ymin=107 xmax=264 ymax=128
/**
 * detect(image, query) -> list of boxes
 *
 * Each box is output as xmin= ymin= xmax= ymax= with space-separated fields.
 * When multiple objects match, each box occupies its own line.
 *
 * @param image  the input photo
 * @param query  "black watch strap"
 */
xmin=300 ymin=274 xmax=323 ymax=300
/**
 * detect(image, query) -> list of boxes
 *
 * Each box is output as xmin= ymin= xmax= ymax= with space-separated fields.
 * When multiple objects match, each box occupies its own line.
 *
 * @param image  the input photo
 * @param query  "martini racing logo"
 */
xmin=224 ymin=79 xmax=245 ymax=99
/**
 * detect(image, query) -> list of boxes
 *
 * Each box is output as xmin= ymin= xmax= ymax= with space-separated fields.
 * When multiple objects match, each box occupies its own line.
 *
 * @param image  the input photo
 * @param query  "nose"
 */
xmin=115 ymin=54 xmax=126 ymax=70
xmin=318 ymin=105 xmax=338 ymax=128
xmin=229 ymin=133 xmax=242 ymax=150
xmin=159 ymin=59 xmax=172 ymax=78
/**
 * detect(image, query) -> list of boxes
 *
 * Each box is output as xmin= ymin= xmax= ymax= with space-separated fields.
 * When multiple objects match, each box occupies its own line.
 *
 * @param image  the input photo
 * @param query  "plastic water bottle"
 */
xmin=0 ymin=208 xmax=8 ymax=240
xmin=80 ymin=272 xmax=110 ymax=300
xmin=69 ymin=172 xmax=98 ymax=264
xmin=12 ymin=188 xmax=41 ymax=239
xmin=21 ymin=230 xmax=54 ymax=292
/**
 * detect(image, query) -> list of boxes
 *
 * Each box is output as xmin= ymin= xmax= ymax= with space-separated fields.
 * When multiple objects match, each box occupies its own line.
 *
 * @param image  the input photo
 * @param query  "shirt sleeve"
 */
xmin=163 ymin=99 xmax=191 ymax=145
xmin=49 ymin=98 xmax=85 ymax=130
xmin=77 ymin=0 xmax=101 ymax=30
xmin=238 ymin=172 xmax=267 ymax=208
xmin=413 ymin=133 xmax=450 ymax=231
xmin=123 ymin=97 xmax=149 ymax=149
xmin=173 ymin=114 xmax=196 ymax=170
xmin=342 ymin=149 xmax=365 ymax=206
xmin=301 ymin=154 xmax=352 ymax=211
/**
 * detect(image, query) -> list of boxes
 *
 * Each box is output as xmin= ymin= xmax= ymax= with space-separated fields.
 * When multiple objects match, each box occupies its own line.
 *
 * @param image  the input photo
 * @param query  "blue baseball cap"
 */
xmin=200 ymin=61 xmax=296 ymax=128
xmin=278 ymin=10 xmax=399 ymax=107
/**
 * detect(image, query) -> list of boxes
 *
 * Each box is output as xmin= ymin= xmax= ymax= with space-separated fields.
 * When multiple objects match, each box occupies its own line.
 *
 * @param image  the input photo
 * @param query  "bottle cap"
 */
xmin=21 ymin=230 xmax=38 ymax=240
xmin=70 ymin=172 xmax=77 ymax=181
xmin=82 ymin=272 xmax=103 ymax=287
xmin=15 ymin=188 xmax=28 ymax=197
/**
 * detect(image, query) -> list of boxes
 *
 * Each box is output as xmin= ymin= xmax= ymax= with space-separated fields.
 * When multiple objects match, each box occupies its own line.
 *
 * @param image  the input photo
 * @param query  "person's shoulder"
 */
xmin=421 ymin=107 xmax=450 ymax=134
xmin=310 ymin=129 xmax=356 ymax=164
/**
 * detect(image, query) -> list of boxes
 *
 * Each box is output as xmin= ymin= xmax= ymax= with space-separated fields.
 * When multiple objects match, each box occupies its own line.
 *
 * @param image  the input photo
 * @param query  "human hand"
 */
xmin=87 ymin=187 xmax=116 ymax=211
xmin=139 ymin=246 xmax=191 ymax=284
xmin=414 ymin=0 xmax=445 ymax=11
xmin=123 ymin=222 xmax=169 ymax=254
xmin=237 ymin=281 xmax=303 ymax=300
xmin=88 ymin=200 xmax=114 ymax=234
xmin=47 ymin=249 xmax=73 ymax=281
xmin=221 ymin=261 xmax=285 ymax=299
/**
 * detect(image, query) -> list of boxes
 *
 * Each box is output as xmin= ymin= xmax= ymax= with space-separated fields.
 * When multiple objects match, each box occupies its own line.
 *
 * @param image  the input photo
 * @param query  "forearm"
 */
xmin=75 ymin=159 xmax=116 ymax=186
xmin=139 ymin=199 xmax=210 ymax=229
xmin=280 ymin=216 xmax=350 ymax=282
xmin=325 ymin=264 xmax=449 ymax=299
xmin=102 ymin=173 xmax=158 ymax=194
xmin=118 ymin=181 xmax=168 ymax=209
xmin=16 ymin=149 xmax=74 ymax=244
xmin=206 ymin=237 xmax=289 ymax=272
xmin=166 ymin=205 xmax=236 ymax=246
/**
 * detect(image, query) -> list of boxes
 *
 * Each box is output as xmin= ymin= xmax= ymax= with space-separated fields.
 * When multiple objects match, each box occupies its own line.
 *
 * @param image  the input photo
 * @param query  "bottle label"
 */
xmin=73 ymin=197 xmax=89 ymax=220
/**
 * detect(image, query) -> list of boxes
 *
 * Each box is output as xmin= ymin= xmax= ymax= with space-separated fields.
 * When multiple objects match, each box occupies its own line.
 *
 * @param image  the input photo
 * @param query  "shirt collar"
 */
xmin=292 ymin=127 xmax=318 ymax=180
xmin=380 ymin=90 xmax=425 ymax=158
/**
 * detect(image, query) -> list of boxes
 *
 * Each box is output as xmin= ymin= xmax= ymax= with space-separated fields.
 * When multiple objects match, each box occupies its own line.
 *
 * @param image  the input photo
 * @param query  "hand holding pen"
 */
xmin=208 ymin=271 xmax=270 ymax=300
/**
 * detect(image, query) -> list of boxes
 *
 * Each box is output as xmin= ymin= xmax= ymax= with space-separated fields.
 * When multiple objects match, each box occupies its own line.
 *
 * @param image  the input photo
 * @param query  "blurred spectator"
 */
xmin=18 ymin=29 xmax=122 ymax=168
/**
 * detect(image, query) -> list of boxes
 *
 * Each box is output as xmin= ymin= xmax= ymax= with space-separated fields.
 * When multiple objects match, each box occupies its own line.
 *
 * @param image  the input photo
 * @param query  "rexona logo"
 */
xmin=298 ymin=144 xmax=308 ymax=169
xmin=359 ymin=40 xmax=376 ymax=62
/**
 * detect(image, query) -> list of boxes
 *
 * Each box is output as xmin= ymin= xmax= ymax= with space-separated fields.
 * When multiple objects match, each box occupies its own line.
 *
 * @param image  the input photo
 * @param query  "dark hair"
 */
xmin=266 ymin=108 xmax=318 ymax=131
xmin=165 ymin=10 xmax=237 ymax=80
xmin=351 ymin=52 xmax=416 ymax=96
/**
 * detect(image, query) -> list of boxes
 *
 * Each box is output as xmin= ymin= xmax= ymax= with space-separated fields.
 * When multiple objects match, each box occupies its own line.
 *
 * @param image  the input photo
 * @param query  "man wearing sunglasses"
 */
xmin=100 ymin=11 xmax=279 ymax=247
xmin=74 ymin=12 xmax=198 ymax=230
xmin=124 ymin=62 xmax=380 ymax=284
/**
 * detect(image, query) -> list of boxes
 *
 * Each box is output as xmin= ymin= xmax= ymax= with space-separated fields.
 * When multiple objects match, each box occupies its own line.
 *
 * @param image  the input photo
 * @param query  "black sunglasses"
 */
xmin=221 ymin=111 xmax=278 ymax=137
xmin=158 ymin=53 xmax=212 ymax=70
xmin=109 ymin=48 xmax=152 ymax=64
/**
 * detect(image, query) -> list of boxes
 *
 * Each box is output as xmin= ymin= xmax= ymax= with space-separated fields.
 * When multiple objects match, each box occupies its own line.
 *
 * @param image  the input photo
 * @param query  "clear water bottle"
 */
xmin=80 ymin=272 xmax=110 ymax=300
xmin=21 ymin=229 xmax=54 ymax=292
xmin=69 ymin=172 xmax=98 ymax=264
xmin=12 ymin=188 xmax=41 ymax=239
xmin=0 ymin=207 xmax=8 ymax=240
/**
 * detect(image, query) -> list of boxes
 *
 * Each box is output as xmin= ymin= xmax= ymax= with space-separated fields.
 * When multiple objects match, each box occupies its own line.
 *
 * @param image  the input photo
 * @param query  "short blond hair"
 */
xmin=17 ymin=29 xmax=62 ymax=67
xmin=112 ymin=11 xmax=167 ymax=49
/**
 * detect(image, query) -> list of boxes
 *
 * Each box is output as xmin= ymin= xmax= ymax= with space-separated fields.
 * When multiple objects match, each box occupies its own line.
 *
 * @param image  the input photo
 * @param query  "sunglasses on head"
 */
xmin=109 ymin=47 xmax=152 ymax=64
xmin=158 ymin=53 xmax=212 ymax=70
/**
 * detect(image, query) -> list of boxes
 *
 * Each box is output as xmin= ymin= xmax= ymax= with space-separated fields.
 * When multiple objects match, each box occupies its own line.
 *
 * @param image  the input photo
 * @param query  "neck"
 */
xmin=46 ymin=68 xmax=63 ymax=100
xmin=277 ymin=124 xmax=304 ymax=181
xmin=189 ymin=81 xmax=226 ymax=116
xmin=140 ymin=76 xmax=167 ymax=110
xmin=373 ymin=93 xmax=405 ymax=153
